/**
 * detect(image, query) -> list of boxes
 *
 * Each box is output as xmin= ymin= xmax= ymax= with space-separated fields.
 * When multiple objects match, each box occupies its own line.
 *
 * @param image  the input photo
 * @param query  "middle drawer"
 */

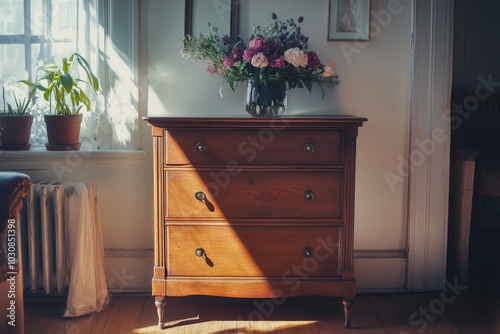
xmin=166 ymin=170 xmax=342 ymax=219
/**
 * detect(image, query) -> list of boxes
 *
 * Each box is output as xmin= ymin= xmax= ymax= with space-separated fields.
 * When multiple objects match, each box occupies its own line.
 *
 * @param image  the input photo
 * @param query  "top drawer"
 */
xmin=164 ymin=130 xmax=343 ymax=166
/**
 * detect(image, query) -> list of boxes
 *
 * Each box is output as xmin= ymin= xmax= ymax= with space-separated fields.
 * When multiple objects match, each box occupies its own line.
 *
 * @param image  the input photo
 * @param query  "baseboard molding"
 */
xmin=104 ymin=248 xmax=153 ymax=258
xmin=354 ymin=250 xmax=407 ymax=291
xmin=354 ymin=250 xmax=406 ymax=259
xmin=104 ymin=249 xmax=154 ymax=290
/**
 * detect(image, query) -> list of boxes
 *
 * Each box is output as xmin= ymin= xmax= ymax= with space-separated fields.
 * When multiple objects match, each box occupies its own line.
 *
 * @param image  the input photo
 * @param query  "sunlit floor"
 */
xmin=25 ymin=292 xmax=500 ymax=333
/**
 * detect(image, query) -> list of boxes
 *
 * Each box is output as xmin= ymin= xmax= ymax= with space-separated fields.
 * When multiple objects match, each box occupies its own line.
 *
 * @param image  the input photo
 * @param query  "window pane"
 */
xmin=51 ymin=42 xmax=76 ymax=61
xmin=30 ymin=0 xmax=44 ymax=36
xmin=0 ymin=0 xmax=24 ymax=35
xmin=52 ymin=0 xmax=78 ymax=41
xmin=0 ymin=44 xmax=26 ymax=90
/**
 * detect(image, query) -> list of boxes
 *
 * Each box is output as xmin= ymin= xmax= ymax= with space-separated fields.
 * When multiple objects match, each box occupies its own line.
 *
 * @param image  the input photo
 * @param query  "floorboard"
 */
xmin=24 ymin=291 xmax=500 ymax=333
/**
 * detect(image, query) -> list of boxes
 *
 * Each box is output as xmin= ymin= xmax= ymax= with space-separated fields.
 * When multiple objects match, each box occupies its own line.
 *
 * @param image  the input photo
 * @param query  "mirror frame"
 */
xmin=185 ymin=0 xmax=240 ymax=41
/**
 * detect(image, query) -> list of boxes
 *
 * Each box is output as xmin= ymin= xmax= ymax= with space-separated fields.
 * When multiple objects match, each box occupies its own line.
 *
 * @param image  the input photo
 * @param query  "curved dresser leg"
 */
xmin=343 ymin=298 xmax=354 ymax=328
xmin=155 ymin=296 xmax=166 ymax=329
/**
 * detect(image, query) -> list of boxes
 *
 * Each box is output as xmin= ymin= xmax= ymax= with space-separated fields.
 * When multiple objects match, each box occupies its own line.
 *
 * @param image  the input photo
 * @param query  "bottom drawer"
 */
xmin=167 ymin=226 xmax=342 ymax=277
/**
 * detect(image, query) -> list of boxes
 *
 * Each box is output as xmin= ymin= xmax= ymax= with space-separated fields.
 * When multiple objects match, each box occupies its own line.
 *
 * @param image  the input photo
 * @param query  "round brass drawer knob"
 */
xmin=195 ymin=248 xmax=205 ymax=257
xmin=304 ymin=191 xmax=314 ymax=201
xmin=195 ymin=142 xmax=206 ymax=153
xmin=304 ymin=143 xmax=315 ymax=153
xmin=195 ymin=191 xmax=206 ymax=201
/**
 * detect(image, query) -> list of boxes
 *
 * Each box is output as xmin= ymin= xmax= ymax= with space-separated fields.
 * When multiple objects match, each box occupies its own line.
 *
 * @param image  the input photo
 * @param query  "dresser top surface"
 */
xmin=144 ymin=115 xmax=367 ymax=130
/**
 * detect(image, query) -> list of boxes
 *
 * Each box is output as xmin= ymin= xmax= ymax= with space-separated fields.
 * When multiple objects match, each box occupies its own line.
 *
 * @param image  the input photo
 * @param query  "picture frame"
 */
xmin=185 ymin=0 xmax=240 ymax=42
xmin=328 ymin=0 xmax=370 ymax=41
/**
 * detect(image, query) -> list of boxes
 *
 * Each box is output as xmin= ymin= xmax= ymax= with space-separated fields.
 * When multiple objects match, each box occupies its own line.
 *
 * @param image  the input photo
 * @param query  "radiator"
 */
xmin=21 ymin=182 xmax=76 ymax=294
xmin=451 ymin=94 xmax=500 ymax=154
xmin=20 ymin=180 xmax=109 ymax=316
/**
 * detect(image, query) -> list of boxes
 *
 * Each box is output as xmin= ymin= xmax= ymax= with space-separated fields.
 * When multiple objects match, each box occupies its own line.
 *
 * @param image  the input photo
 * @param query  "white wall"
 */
xmin=144 ymin=0 xmax=413 ymax=290
xmin=0 ymin=0 xmax=431 ymax=295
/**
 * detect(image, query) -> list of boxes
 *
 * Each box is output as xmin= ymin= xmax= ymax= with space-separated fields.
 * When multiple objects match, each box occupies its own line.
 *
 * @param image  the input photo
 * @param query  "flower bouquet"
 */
xmin=181 ymin=13 xmax=340 ymax=117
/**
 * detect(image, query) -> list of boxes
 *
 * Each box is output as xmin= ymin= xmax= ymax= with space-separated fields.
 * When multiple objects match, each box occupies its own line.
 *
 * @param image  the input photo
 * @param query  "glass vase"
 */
xmin=245 ymin=79 xmax=287 ymax=117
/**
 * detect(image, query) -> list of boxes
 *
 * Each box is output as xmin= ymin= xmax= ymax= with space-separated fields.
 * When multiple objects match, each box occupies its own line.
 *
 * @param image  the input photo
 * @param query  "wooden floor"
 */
xmin=24 ymin=291 xmax=500 ymax=334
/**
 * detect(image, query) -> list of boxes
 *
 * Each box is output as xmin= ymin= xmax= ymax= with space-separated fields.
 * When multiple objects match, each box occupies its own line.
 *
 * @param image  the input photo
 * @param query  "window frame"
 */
xmin=0 ymin=0 xmax=143 ymax=152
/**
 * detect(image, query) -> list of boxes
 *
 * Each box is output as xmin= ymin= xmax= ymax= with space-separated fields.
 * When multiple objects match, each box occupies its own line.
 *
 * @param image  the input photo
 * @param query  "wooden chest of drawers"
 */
xmin=145 ymin=116 xmax=366 ymax=329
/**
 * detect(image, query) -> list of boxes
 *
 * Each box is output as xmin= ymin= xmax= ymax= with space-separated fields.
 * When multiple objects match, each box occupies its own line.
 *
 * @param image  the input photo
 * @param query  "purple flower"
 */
xmin=307 ymin=51 xmax=320 ymax=69
xmin=231 ymin=47 xmax=244 ymax=62
xmin=298 ymin=16 xmax=304 ymax=23
xmin=221 ymin=35 xmax=231 ymax=46
xmin=272 ymin=12 xmax=278 ymax=20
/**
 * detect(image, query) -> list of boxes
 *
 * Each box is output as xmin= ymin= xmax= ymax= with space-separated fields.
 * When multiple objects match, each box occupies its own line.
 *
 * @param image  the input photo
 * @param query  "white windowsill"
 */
xmin=0 ymin=148 xmax=146 ymax=170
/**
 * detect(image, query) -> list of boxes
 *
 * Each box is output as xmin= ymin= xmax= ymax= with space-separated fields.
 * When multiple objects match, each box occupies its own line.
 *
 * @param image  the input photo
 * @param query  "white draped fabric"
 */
xmin=63 ymin=181 xmax=108 ymax=317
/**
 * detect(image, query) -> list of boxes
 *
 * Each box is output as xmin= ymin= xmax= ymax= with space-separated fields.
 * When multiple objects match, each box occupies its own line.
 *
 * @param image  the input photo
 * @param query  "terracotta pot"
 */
xmin=44 ymin=114 xmax=83 ymax=150
xmin=0 ymin=114 xmax=33 ymax=150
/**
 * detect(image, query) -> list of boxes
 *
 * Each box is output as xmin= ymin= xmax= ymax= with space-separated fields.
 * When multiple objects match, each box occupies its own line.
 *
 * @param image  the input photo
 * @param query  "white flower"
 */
xmin=284 ymin=47 xmax=308 ymax=67
xmin=322 ymin=61 xmax=336 ymax=78
xmin=251 ymin=52 xmax=269 ymax=68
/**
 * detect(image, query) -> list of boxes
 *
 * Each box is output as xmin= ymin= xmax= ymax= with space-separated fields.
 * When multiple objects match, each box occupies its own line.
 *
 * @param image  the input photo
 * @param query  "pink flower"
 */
xmin=251 ymin=52 xmax=268 ymax=68
xmin=284 ymin=47 xmax=308 ymax=67
xmin=243 ymin=49 xmax=257 ymax=63
xmin=223 ymin=56 xmax=234 ymax=67
xmin=206 ymin=63 xmax=218 ymax=75
xmin=270 ymin=56 xmax=285 ymax=68
xmin=307 ymin=51 xmax=320 ymax=69
xmin=248 ymin=37 xmax=265 ymax=50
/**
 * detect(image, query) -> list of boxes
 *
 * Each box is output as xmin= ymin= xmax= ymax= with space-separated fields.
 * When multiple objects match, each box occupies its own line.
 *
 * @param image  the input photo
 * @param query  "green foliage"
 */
xmin=2 ymin=86 xmax=36 ymax=115
xmin=22 ymin=53 xmax=100 ymax=115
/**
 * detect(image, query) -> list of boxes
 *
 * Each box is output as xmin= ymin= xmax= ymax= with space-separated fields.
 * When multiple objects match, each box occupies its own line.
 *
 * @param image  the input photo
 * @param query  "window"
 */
xmin=0 ymin=0 xmax=140 ymax=150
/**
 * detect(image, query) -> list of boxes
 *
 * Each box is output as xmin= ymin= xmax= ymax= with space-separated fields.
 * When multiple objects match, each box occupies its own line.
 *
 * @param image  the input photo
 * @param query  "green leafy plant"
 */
xmin=22 ymin=53 xmax=100 ymax=115
xmin=2 ymin=86 xmax=36 ymax=115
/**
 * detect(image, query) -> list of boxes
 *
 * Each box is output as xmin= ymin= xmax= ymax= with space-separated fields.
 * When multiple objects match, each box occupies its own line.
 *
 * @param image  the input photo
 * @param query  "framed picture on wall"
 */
xmin=185 ymin=0 xmax=240 ymax=41
xmin=328 ymin=0 xmax=370 ymax=41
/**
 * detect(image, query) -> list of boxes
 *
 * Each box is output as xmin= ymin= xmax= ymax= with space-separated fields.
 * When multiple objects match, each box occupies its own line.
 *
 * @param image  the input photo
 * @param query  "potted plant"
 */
xmin=23 ymin=53 xmax=100 ymax=150
xmin=0 ymin=86 xmax=35 ymax=150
